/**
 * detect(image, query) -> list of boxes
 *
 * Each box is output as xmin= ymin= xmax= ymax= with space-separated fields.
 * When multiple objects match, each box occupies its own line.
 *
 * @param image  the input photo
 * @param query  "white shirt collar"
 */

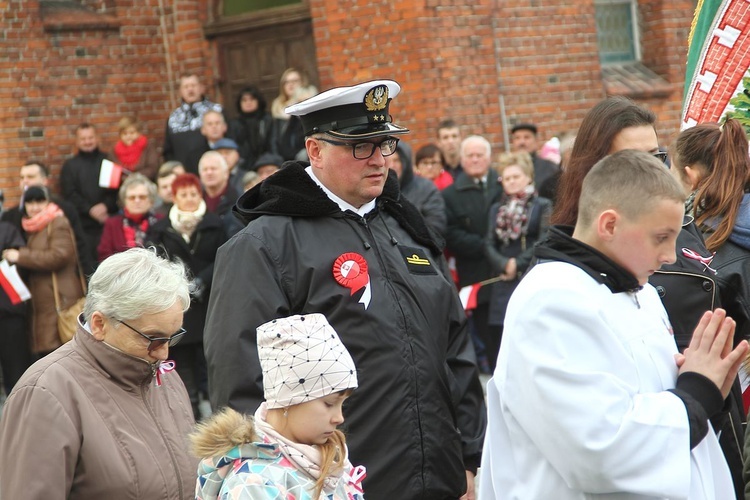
xmin=305 ymin=166 xmax=377 ymax=217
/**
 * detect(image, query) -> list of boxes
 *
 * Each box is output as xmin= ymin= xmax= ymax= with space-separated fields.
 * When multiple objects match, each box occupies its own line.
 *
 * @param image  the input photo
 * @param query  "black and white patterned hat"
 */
xmin=257 ymin=313 xmax=358 ymax=409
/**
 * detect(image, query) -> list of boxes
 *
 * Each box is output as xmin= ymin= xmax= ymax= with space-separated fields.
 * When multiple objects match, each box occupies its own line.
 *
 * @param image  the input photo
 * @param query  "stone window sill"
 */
xmin=602 ymin=62 xmax=674 ymax=99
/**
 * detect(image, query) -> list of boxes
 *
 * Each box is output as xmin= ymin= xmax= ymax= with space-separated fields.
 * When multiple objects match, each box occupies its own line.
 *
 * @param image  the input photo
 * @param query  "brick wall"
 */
xmin=1 ymin=0 xmax=695 ymax=205
xmin=0 ymin=0 xmax=215 ymax=205
xmin=311 ymin=0 xmax=693 ymax=153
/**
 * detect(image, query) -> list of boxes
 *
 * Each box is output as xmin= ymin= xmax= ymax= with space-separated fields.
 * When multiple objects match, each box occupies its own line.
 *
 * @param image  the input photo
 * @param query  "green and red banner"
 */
xmin=682 ymin=0 xmax=750 ymax=131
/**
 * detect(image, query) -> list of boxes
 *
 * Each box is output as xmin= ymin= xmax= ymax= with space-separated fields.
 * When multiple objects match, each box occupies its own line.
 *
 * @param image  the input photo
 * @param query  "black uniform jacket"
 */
xmin=204 ymin=163 xmax=486 ymax=500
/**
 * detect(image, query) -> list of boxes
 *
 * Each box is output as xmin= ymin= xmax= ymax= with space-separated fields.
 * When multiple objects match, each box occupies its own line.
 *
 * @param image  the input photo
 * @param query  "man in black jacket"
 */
xmin=442 ymin=136 xmax=504 ymax=372
xmin=60 ymin=124 xmax=118 ymax=270
xmin=205 ymin=80 xmax=486 ymax=500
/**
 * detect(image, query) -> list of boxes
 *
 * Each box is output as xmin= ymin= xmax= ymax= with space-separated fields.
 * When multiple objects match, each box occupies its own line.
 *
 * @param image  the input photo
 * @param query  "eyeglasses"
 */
xmin=653 ymin=151 xmax=668 ymax=164
xmin=115 ymin=318 xmax=186 ymax=352
xmin=126 ymin=194 xmax=149 ymax=201
xmin=318 ymin=137 xmax=399 ymax=160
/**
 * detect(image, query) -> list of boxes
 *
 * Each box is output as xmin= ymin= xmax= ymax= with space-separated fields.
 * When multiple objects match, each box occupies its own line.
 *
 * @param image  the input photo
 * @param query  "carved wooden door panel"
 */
xmin=215 ymin=19 xmax=318 ymax=118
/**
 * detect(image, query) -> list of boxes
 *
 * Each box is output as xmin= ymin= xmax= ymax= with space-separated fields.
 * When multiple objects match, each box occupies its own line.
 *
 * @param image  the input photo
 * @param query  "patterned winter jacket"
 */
xmin=194 ymin=405 xmax=365 ymax=500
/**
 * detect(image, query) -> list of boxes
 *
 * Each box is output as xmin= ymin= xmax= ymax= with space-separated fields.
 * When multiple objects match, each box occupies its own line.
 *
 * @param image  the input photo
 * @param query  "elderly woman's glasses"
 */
xmin=318 ymin=137 xmax=399 ymax=160
xmin=115 ymin=318 xmax=186 ymax=352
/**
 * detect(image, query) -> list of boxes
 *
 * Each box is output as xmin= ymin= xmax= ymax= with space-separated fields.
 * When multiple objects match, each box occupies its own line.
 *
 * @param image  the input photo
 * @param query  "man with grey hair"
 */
xmin=442 ymin=135 xmax=504 ymax=373
xmin=198 ymin=150 xmax=242 ymax=237
xmin=0 ymin=247 xmax=197 ymax=499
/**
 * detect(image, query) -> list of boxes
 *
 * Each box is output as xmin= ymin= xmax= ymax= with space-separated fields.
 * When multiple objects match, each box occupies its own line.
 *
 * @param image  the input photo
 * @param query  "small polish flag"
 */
xmin=0 ymin=259 xmax=31 ymax=305
xmin=740 ymin=365 xmax=750 ymax=414
xmin=458 ymin=283 xmax=481 ymax=311
xmin=98 ymin=159 xmax=123 ymax=189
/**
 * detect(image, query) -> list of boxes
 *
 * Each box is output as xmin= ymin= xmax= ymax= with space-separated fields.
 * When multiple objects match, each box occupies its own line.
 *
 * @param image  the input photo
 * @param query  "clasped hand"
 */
xmin=675 ymin=309 xmax=749 ymax=399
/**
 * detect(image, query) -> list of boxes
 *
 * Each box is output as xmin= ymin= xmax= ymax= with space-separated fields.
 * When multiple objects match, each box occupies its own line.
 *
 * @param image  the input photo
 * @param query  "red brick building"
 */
xmin=0 ymin=0 xmax=694 ymax=204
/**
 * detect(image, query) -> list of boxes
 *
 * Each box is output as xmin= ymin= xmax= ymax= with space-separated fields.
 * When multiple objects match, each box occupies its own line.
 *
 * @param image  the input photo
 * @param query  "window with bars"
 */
xmin=594 ymin=0 xmax=640 ymax=65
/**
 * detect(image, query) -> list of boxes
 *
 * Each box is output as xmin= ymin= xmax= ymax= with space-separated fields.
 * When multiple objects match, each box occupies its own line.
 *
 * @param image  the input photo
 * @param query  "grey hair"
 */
xmin=118 ymin=173 xmax=157 ymax=205
xmin=83 ymin=247 xmax=192 ymax=322
xmin=461 ymin=135 xmax=492 ymax=158
xmin=198 ymin=150 xmax=229 ymax=173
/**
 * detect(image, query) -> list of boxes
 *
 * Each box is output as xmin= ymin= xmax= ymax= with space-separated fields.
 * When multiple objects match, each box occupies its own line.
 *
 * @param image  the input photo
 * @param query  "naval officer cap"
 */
xmin=285 ymin=80 xmax=410 ymax=140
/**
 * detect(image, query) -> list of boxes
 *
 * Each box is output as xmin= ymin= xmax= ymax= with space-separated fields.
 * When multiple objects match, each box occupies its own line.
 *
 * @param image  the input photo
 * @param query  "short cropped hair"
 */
xmin=22 ymin=161 xmax=50 ymax=178
xmin=199 ymin=150 xmax=228 ymax=173
xmin=577 ymin=150 xmax=685 ymax=229
xmin=158 ymin=161 xmax=184 ymax=178
xmin=497 ymin=151 xmax=534 ymax=180
xmin=461 ymin=135 xmax=491 ymax=158
xmin=83 ymin=247 xmax=192 ymax=322
xmin=437 ymin=119 xmax=459 ymax=133
xmin=171 ymin=173 xmax=203 ymax=196
xmin=118 ymin=173 xmax=157 ymax=205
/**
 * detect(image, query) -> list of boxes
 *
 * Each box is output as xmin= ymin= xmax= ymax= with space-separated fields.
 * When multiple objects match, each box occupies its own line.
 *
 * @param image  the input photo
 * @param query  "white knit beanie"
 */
xmin=257 ymin=313 xmax=358 ymax=409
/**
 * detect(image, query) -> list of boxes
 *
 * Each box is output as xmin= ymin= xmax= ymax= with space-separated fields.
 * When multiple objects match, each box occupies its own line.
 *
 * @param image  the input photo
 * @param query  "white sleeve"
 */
xmin=501 ymin=280 xmax=691 ymax=497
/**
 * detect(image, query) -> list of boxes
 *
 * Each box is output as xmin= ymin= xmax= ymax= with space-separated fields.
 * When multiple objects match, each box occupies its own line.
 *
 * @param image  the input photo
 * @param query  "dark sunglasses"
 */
xmin=653 ymin=151 xmax=668 ymax=164
xmin=115 ymin=318 xmax=186 ymax=352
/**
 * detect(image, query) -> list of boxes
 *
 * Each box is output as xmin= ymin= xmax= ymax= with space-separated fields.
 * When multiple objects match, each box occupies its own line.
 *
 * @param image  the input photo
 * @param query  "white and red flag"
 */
xmin=98 ymin=159 xmax=123 ymax=189
xmin=0 ymin=259 xmax=31 ymax=305
xmin=458 ymin=283 xmax=481 ymax=311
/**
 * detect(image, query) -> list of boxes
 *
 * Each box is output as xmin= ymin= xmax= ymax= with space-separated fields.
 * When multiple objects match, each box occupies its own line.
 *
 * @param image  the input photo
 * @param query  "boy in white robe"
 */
xmin=479 ymin=149 xmax=749 ymax=500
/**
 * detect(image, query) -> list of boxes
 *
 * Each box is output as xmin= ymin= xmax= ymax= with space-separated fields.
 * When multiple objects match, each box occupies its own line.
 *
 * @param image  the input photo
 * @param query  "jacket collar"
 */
xmin=534 ymin=225 xmax=642 ymax=294
xmin=74 ymin=318 xmax=158 ymax=390
xmin=233 ymin=161 xmax=444 ymax=255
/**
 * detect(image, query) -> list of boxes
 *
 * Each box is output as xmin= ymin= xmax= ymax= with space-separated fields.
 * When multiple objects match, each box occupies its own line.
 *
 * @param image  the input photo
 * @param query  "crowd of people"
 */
xmin=0 ymin=70 xmax=749 ymax=500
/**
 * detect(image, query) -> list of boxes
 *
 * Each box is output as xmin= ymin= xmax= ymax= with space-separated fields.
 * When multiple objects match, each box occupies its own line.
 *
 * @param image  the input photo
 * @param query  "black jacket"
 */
xmin=0 ymin=222 xmax=27 ymax=317
xmin=443 ymin=171 xmax=503 ymax=304
xmin=60 ymin=149 xmax=119 ymax=232
xmin=204 ymin=163 xmax=486 ymax=500
xmin=146 ymin=213 xmax=227 ymax=345
xmin=396 ymin=141 xmax=447 ymax=235
xmin=649 ymin=219 xmax=745 ymax=500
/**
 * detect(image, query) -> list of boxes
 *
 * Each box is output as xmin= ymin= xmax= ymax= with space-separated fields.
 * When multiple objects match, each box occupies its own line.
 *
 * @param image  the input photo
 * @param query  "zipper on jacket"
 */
xmin=140 ymin=374 xmax=184 ymax=500
xmin=357 ymin=211 xmax=428 ymax=490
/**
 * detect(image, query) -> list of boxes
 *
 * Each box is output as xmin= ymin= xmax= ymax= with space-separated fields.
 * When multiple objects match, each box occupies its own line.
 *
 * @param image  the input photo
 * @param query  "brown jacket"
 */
xmin=15 ymin=216 xmax=85 ymax=353
xmin=0 ymin=323 xmax=198 ymax=499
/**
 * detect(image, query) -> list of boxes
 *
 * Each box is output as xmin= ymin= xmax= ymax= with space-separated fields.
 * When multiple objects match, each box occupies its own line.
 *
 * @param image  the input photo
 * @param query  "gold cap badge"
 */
xmin=364 ymin=85 xmax=389 ymax=111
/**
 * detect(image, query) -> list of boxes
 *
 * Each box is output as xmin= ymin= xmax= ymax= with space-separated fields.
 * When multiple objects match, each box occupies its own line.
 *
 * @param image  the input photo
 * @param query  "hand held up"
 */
xmin=678 ymin=309 xmax=749 ymax=399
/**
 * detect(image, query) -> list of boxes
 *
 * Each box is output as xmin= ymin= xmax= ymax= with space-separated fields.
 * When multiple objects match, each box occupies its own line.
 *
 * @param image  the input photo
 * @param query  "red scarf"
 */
xmin=114 ymin=135 xmax=148 ymax=170
xmin=22 ymin=202 xmax=64 ymax=233
xmin=122 ymin=208 xmax=152 ymax=248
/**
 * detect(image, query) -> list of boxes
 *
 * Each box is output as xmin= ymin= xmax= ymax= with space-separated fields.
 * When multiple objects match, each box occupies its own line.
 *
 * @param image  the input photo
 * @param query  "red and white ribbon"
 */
xmin=681 ymin=247 xmax=717 ymax=274
xmin=346 ymin=464 xmax=367 ymax=495
xmin=155 ymin=360 xmax=176 ymax=387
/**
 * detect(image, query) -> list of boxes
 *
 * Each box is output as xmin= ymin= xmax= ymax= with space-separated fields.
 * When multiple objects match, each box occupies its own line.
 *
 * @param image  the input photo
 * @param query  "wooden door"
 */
xmin=214 ymin=19 xmax=319 ymax=118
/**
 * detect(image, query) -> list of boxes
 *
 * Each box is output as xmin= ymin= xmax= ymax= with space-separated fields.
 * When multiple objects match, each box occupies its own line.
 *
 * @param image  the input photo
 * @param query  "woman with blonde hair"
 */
xmin=192 ymin=313 xmax=365 ymax=500
xmin=483 ymin=151 xmax=551 ymax=370
xmin=270 ymin=68 xmax=317 ymax=120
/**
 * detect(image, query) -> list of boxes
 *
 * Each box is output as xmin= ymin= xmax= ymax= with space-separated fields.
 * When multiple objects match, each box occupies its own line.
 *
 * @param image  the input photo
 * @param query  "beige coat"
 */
xmin=0 ymin=323 xmax=198 ymax=499
xmin=15 ymin=216 xmax=85 ymax=353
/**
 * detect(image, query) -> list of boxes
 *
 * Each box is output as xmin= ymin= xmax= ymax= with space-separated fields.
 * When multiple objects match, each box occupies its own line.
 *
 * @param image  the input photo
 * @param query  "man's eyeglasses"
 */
xmin=318 ymin=137 xmax=399 ymax=160
xmin=115 ymin=318 xmax=186 ymax=352
xmin=653 ymin=151 xmax=668 ymax=164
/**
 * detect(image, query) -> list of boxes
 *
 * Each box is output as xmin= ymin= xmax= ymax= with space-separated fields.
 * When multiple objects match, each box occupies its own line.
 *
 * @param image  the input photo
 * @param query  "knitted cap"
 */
xmin=257 ymin=313 xmax=358 ymax=409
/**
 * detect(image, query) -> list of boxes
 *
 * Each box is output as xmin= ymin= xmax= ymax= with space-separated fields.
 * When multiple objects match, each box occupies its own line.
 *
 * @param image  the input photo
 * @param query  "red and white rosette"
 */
xmin=333 ymin=252 xmax=372 ymax=309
